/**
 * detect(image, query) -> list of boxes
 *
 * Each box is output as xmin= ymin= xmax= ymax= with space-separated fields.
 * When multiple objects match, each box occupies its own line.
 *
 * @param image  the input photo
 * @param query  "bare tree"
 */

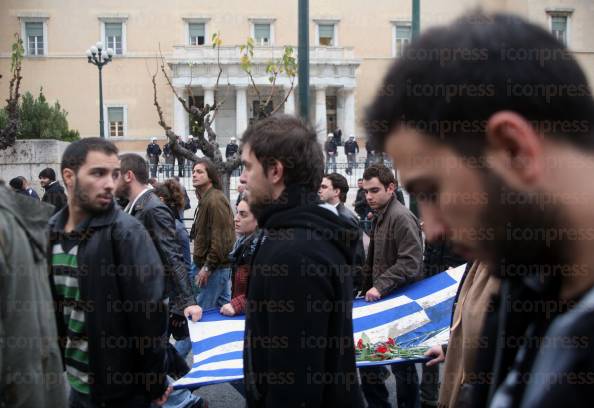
xmin=0 ymin=35 xmax=24 ymax=150
xmin=151 ymin=33 xmax=296 ymax=198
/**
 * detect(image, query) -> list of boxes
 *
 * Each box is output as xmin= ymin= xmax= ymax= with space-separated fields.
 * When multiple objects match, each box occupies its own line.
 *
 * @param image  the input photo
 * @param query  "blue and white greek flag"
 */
xmin=173 ymin=264 xmax=466 ymax=389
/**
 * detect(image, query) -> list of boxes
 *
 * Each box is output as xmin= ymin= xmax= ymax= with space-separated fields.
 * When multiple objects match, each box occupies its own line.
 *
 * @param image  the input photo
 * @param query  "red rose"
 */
xmin=387 ymin=338 xmax=395 ymax=346
xmin=357 ymin=338 xmax=364 ymax=350
xmin=376 ymin=344 xmax=388 ymax=353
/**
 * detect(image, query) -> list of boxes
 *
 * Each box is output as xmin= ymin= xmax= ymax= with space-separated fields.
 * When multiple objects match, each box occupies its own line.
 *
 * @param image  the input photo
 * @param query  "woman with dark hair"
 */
xmin=153 ymin=179 xmax=191 ymax=271
xmin=220 ymin=197 xmax=258 ymax=317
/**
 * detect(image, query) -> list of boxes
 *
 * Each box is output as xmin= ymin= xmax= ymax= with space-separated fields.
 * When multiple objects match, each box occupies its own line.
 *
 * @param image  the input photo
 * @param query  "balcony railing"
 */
xmin=169 ymin=45 xmax=359 ymax=64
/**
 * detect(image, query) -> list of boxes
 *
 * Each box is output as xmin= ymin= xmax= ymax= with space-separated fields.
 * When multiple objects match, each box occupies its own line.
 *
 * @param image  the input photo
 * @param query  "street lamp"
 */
xmin=86 ymin=41 xmax=114 ymax=138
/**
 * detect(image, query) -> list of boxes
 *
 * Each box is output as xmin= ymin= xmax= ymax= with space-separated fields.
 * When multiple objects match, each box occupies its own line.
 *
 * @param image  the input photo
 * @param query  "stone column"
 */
xmin=315 ymin=85 xmax=327 ymax=144
xmin=283 ymin=84 xmax=295 ymax=115
xmin=203 ymin=86 xmax=215 ymax=138
xmin=236 ymin=85 xmax=248 ymax=138
xmin=173 ymin=87 xmax=189 ymax=138
xmin=343 ymin=86 xmax=356 ymax=138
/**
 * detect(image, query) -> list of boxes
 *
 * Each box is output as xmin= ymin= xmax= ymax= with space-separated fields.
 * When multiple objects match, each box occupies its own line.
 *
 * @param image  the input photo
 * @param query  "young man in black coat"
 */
xmin=39 ymin=167 xmax=68 ymax=215
xmin=319 ymin=172 xmax=366 ymax=295
xmin=240 ymin=114 xmax=364 ymax=407
xmin=48 ymin=138 xmax=172 ymax=406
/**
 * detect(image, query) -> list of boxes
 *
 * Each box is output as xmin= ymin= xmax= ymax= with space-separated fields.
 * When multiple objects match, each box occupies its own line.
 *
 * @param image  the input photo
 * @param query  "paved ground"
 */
xmin=189 ymin=373 xmax=399 ymax=408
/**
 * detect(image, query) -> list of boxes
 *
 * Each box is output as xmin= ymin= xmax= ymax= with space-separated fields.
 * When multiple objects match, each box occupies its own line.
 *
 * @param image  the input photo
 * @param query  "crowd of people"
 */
xmin=3 ymin=10 xmax=594 ymax=408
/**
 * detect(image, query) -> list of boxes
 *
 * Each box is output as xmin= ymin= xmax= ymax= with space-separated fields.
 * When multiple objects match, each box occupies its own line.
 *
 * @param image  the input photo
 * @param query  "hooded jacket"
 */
xmin=243 ymin=185 xmax=364 ymax=408
xmin=0 ymin=187 xmax=67 ymax=408
xmin=42 ymin=181 xmax=68 ymax=215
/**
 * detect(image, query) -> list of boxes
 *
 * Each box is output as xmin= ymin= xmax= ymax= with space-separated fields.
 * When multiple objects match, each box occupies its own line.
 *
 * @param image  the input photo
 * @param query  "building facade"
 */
xmin=1 ymin=0 xmax=594 ymax=152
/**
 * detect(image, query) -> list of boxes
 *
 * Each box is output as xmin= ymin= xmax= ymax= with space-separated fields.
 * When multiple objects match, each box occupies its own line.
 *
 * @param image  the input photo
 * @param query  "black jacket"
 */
xmin=225 ymin=143 xmax=239 ymax=158
xmin=146 ymin=143 xmax=162 ymax=158
xmin=42 ymin=181 xmax=68 ymax=215
xmin=243 ymin=185 xmax=364 ymax=408
xmin=337 ymin=202 xmax=366 ymax=294
xmin=353 ymin=188 xmax=371 ymax=219
xmin=130 ymin=190 xmax=195 ymax=314
xmin=324 ymin=140 xmax=337 ymax=155
xmin=49 ymin=203 xmax=169 ymax=404
xmin=519 ymin=284 xmax=594 ymax=407
xmin=344 ymin=140 xmax=359 ymax=155
xmin=423 ymin=239 xmax=466 ymax=277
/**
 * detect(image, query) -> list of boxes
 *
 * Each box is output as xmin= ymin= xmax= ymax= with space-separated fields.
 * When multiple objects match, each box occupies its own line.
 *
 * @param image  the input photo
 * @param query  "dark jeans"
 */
xmin=360 ymin=363 xmax=419 ymax=408
xmin=69 ymin=389 xmax=150 ymax=408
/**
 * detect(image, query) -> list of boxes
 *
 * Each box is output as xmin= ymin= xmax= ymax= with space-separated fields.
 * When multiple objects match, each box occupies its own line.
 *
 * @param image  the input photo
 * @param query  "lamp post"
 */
xmin=298 ymin=0 xmax=309 ymax=122
xmin=86 ymin=42 xmax=113 ymax=138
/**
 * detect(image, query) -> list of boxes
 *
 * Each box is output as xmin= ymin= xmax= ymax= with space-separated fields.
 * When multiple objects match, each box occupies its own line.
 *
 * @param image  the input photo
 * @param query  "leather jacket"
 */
xmin=130 ymin=190 xmax=195 ymax=314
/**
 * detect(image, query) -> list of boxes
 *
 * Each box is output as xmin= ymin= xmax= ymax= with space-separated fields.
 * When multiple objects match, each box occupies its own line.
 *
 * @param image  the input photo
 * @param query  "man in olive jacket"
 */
xmin=360 ymin=164 xmax=423 ymax=408
xmin=190 ymin=158 xmax=235 ymax=310
xmin=0 ymin=186 xmax=67 ymax=408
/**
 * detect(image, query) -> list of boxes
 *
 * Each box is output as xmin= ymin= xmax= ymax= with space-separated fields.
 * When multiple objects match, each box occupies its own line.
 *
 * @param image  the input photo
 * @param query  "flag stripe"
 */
xmin=173 ymin=265 xmax=467 ymax=390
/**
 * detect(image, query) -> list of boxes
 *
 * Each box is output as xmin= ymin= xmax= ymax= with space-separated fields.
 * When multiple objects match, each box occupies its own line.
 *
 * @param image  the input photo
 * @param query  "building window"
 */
xmin=108 ymin=107 xmax=125 ymax=137
xmin=318 ymin=24 xmax=335 ymax=46
xmin=394 ymin=23 xmax=411 ymax=57
xmin=105 ymin=22 xmax=123 ymax=55
xmin=25 ymin=21 xmax=45 ymax=56
xmin=189 ymin=23 xmax=205 ymax=45
xmin=550 ymin=15 xmax=568 ymax=45
xmin=254 ymin=23 xmax=271 ymax=46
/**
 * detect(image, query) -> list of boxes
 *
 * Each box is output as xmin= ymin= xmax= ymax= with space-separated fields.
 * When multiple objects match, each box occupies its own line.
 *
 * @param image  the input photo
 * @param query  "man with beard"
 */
xmin=239 ymin=114 xmax=364 ymax=407
xmin=115 ymin=154 xmax=202 ymax=346
xmin=115 ymin=154 xmax=207 ymax=407
xmin=39 ymin=167 xmax=68 ymax=215
xmin=48 ymin=138 xmax=172 ymax=406
xmin=365 ymin=11 xmax=594 ymax=408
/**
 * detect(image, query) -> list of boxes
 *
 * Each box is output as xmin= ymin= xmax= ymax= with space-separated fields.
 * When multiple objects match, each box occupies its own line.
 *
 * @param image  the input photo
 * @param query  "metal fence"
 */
xmin=147 ymin=158 xmax=394 ymax=193
xmin=148 ymin=158 xmax=401 ymax=234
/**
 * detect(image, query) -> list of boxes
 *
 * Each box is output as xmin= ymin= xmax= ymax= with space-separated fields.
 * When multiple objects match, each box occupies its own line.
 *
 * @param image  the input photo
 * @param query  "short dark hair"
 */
xmin=120 ymin=153 xmax=149 ymax=185
xmin=363 ymin=164 xmax=396 ymax=189
xmin=39 ymin=167 xmax=56 ymax=181
xmin=9 ymin=177 xmax=24 ymax=190
xmin=193 ymin=157 xmax=222 ymax=190
xmin=61 ymin=138 xmax=118 ymax=175
xmin=241 ymin=114 xmax=324 ymax=192
xmin=324 ymin=173 xmax=349 ymax=203
xmin=366 ymin=12 xmax=594 ymax=157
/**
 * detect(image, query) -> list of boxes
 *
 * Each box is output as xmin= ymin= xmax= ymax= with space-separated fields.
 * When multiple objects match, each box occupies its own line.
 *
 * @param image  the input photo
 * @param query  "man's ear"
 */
xmin=485 ymin=111 xmax=544 ymax=189
xmin=267 ymin=159 xmax=285 ymax=185
xmin=62 ymin=168 xmax=75 ymax=190
xmin=123 ymin=170 xmax=134 ymax=183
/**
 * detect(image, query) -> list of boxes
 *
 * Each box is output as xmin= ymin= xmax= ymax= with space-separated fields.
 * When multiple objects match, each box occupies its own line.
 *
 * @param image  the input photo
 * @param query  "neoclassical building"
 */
xmin=168 ymin=45 xmax=359 ymax=145
xmin=1 ymin=0 xmax=593 ymax=152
